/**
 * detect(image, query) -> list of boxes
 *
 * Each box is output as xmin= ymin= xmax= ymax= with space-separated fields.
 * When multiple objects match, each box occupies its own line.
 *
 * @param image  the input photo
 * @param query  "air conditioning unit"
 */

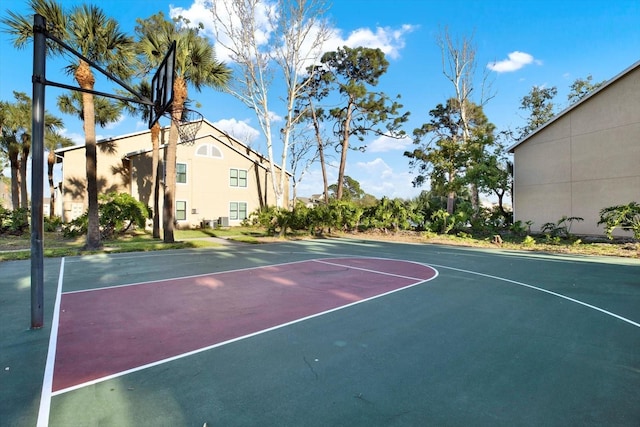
xmin=218 ymin=216 xmax=229 ymax=227
xmin=201 ymin=219 xmax=216 ymax=229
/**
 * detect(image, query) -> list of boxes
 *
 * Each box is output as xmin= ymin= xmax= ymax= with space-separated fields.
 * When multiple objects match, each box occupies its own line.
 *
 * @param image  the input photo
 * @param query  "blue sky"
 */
xmin=1 ymin=0 xmax=639 ymax=200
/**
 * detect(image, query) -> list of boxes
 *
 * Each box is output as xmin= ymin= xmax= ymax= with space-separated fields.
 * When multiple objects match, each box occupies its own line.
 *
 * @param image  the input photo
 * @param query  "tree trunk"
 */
xmin=447 ymin=192 xmax=455 ymax=215
xmin=9 ymin=151 xmax=20 ymax=209
xmin=163 ymin=76 xmax=187 ymax=243
xmin=151 ymin=123 xmax=161 ymax=238
xmin=264 ymin=112 xmax=283 ymax=208
xmin=336 ymin=102 xmax=354 ymax=200
xmin=76 ymin=60 xmax=101 ymax=250
xmin=310 ymin=100 xmax=329 ymax=203
xmin=470 ymin=183 xmax=480 ymax=215
xmin=447 ymin=168 xmax=456 ymax=215
xmin=20 ymin=144 xmax=29 ymax=210
xmin=48 ymin=150 xmax=56 ymax=217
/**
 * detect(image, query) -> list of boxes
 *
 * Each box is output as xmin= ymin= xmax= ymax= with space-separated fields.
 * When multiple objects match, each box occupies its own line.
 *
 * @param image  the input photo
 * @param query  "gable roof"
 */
xmin=508 ymin=59 xmax=640 ymax=153
xmin=54 ymin=119 xmax=289 ymax=175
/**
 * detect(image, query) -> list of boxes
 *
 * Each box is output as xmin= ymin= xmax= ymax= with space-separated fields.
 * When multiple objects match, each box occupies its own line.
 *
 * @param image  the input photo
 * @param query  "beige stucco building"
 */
xmin=509 ymin=60 xmax=640 ymax=236
xmin=56 ymin=119 xmax=289 ymax=228
xmin=0 ymin=180 xmax=12 ymax=210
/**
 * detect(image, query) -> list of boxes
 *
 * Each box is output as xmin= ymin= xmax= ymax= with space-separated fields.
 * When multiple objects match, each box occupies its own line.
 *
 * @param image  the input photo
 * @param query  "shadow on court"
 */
xmin=2 ymin=238 xmax=639 ymax=426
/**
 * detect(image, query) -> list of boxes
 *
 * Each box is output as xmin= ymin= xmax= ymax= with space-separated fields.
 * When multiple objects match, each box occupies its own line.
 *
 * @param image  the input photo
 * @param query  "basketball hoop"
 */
xmin=168 ymin=107 xmax=203 ymax=145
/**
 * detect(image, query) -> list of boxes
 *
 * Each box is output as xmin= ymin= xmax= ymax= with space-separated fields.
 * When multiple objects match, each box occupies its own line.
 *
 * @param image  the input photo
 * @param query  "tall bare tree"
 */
xmin=296 ymin=65 xmax=333 ymax=203
xmin=208 ymin=0 xmax=331 ymax=208
xmin=436 ymin=28 xmax=494 ymax=214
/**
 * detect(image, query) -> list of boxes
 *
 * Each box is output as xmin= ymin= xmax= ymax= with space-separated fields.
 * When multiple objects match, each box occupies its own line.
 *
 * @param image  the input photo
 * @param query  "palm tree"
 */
xmin=9 ymin=91 xmax=32 ymax=210
xmin=118 ymin=80 xmax=163 ymax=238
xmin=135 ymin=13 xmax=230 ymax=243
xmin=45 ymin=130 xmax=73 ymax=217
xmin=0 ymin=99 xmax=23 ymax=208
xmin=13 ymin=92 xmax=66 ymax=211
xmin=3 ymin=0 xmax=136 ymax=249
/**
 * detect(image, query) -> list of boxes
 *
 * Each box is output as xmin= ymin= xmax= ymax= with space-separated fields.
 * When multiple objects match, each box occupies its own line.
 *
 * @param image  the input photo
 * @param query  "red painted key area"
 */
xmin=54 ymin=258 xmax=436 ymax=392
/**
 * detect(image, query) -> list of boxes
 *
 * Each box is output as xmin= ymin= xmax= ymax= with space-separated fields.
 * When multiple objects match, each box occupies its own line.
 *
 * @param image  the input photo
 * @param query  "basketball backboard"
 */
xmin=149 ymin=40 xmax=176 ymax=129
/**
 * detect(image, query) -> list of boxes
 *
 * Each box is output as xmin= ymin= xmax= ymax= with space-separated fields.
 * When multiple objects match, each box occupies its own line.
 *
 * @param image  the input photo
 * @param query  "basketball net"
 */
xmin=169 ymin=107 xmax=203 ymax=145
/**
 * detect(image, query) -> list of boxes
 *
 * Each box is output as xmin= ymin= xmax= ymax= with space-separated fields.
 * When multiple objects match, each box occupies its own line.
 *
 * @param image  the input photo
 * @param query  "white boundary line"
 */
xmin=36 ymin=257 xmax=65 ymax=427
xmin=62 ymin=258 xmax=315 ymax=295
xmin=314 ymin=259 xmax=434 ymax=282
xmin=51 ymin=258 xmax=439 ymax=396
xmin=430 ymin=262 xmax=640 ymax=329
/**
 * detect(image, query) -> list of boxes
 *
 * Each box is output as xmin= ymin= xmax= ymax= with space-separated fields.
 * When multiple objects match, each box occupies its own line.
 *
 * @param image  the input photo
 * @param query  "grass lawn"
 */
xmin=1 ymin=227 xmax=638 ymax=262
xmin=0 ymin=229 xmax=226 ymax=261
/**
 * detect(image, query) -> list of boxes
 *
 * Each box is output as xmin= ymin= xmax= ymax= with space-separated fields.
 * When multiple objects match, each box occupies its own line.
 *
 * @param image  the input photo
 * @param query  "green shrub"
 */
xmin=457 ymin=231 xmax=473 ymax=239
xmin=510 ymin=220 xmax=532 ymax=236
xmin=0 ymin=205 xmax=9 ymax=233
xmin=541 ymin=216 xmax=583 ymax=239
xmin=62 ymin=213 xmax=88 ymax=238
xmin=61 ymin=193 xmax=150 ymax=239
xmin=99 ymin=193 xmax=150 ymax=239
xmin=0 ymin=207 xmax=30 ymax=235
xmin=522 ymin=235 xmax=536 ymax=247
xmin=44 ymin=215 xmax=62 ymax=232
xmin=598 ymin=202 xmax=640 ymax=240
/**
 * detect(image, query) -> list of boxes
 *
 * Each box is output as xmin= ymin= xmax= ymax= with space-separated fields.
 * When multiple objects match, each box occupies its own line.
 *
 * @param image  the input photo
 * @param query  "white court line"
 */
xmin=62 ymin=258 xmax=317 ymax=295
xmin=51 ymin=258 xmax=439 ymax=396
xmin=36 ymin=257 xmax=65 ymax=427
xmin=430 ymin=262 xmax=640 ymax=329
xmin=313 ymin=259 xmax=433 ymax=282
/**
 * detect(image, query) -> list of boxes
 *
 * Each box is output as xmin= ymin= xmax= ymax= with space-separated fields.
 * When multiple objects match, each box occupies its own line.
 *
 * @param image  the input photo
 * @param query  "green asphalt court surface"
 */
xmin=1 ymin=238 xmax=640 ymax=426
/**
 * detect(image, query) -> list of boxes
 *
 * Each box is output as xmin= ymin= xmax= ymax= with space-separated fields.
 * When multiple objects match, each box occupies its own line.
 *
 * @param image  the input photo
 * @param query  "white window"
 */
xmin=229 ymin=202 xmax=248 ymax=220
xmin=230 ymin=169 xmax=248 ymax=188
xmin=195 ymin=143 xmax=223 ymax=158
xmin=176 ymin=201 xmax=187 ymax=221
xmin=176 ymin=163 xmax=187 ymax=184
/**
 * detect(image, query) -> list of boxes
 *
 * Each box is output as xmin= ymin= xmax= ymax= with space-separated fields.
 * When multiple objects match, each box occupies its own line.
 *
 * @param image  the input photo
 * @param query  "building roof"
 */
xmin=508 ymin=59 xmax=640 ymax=153
xmin=54 ymin=118 xmax=290 ymax=175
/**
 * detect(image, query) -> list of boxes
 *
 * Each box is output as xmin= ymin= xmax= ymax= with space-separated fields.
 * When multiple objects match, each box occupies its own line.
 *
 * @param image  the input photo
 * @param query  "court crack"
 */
xmin=303 ymin=356 xmax=319 ymax=380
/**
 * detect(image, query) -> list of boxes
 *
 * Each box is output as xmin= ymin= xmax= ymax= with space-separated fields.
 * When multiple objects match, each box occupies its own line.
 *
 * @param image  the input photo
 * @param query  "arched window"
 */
xmin=195 ymin=143 xmax=223 ymax=158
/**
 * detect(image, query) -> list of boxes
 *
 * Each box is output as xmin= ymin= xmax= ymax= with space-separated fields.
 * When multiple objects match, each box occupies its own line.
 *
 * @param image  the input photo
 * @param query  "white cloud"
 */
xmin=367 ymin=134 xmax=412 ymax=153
xmin=170 ymin=0 xmax=275 ymax=64
xmin=171 ymin=1 xmax=415 ymax=65
xmin=294 ymin=166 xmax=336 ymax=198
xmin=354 ymin=158 xmax=420 ymax=199
xmin=293 ymin=157 xmax=420 ymax=200
xmin=325 ymin=24 xmax=417 ymax=60
xmin=487 ymin=51 xmax=541 ymax=73
xmin=60 ymin=129 xmax=85 ymax=146
xmin=212 ymin=118 xmax=260 ymax=145
xmin=103 ymin=114 xmax=125 ymax=130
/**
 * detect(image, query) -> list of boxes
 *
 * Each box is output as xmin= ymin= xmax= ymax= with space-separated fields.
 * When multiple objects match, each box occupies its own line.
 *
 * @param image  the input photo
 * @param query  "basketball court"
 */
xmin=10 ymin=18 xmax=640 ymax=425
xmin=2 ymin=238 xmax=640 ymax=426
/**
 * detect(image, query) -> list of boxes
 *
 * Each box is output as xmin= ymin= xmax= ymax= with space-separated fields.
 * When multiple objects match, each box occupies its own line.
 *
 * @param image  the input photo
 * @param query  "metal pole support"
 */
xmin=31 ymin=14 xmax=46 ymax=329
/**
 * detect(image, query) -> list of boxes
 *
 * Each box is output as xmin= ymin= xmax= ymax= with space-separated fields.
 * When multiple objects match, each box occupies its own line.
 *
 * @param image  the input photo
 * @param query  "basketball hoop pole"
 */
xmin=26 ymin=15 xmax=173 ymax=328
xmin=31 ymin=14 xmax=46 ymax=329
